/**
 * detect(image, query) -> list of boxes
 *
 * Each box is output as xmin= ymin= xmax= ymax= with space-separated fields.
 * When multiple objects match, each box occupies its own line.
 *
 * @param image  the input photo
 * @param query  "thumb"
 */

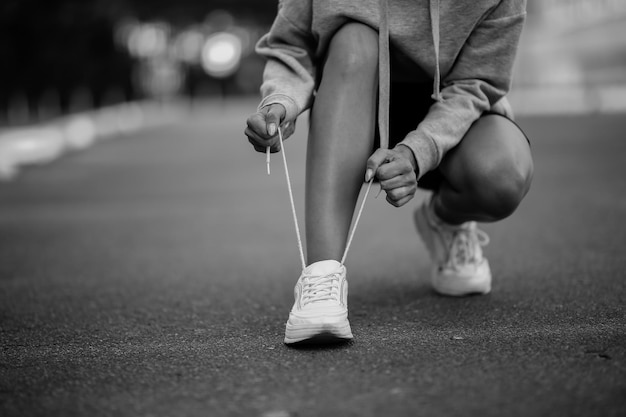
xmin=264 ymin=104 xmax=286 ymax=137
xmin=365 ymin=148 xmax=391 ymax=182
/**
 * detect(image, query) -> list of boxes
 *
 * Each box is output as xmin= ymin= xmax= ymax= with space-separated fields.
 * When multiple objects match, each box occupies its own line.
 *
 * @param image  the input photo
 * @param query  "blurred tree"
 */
xmin=1 ymin=0 xmax=134 ymax=115
xmin=0 ymin=0 xmax=277 ymax=119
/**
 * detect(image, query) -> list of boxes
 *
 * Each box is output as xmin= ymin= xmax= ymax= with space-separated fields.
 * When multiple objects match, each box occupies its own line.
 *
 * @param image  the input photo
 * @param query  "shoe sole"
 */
xmin=431 ymin=265 xmax=492 ymax=296
xmin=284 ymin=320 xmax=353 ymax=345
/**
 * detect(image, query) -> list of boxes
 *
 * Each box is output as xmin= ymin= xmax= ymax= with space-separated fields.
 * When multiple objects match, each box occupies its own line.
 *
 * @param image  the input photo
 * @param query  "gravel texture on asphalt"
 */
xmin=1 ymin=101 xmax=625 ymax=417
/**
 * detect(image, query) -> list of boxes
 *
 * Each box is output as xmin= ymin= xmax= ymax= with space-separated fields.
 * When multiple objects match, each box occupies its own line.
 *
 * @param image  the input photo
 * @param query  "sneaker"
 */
xmin=284 ymin=260 xmax=353 ymax=344
xmin=414 ymin=199 xmax=492 ymax=296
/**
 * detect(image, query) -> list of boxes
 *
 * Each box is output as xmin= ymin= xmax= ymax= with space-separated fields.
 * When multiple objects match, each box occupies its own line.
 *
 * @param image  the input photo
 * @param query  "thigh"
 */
xmin=379 ymin=84 xmax=532 ymax=193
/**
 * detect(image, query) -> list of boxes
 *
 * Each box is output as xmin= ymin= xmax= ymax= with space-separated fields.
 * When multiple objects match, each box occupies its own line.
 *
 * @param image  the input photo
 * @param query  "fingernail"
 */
xmin=365 ymin=169 xmax=373 ymax=182
xmin=268 ymin=123 xmax=276 ymax=136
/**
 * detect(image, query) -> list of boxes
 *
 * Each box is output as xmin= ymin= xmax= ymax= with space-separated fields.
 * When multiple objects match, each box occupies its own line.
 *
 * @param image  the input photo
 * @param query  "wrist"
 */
xmin=395 ymin=144 xmax=418 ymax=172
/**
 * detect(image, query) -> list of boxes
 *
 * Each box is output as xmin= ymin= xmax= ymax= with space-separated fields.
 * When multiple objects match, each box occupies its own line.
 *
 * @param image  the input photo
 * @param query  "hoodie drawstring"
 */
xmin=429 ymin=0 xmax=443 ymax=102
xmin=379 ymin=0 xmax=443 ymax=135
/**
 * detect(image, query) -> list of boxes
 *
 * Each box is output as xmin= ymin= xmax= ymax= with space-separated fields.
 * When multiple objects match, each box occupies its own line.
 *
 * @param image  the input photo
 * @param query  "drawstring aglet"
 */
xmin=431 ymin=92 xmax=444 ymax=102
xmin=375 ymin=184 xmax=384 ymax=198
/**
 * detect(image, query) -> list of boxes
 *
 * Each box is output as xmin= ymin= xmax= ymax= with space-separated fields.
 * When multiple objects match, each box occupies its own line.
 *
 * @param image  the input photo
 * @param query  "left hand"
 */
xmin=245 ymin=104 xmax=296 ymax=153
xmin=365 ymin=145 xmax=418 ymax=207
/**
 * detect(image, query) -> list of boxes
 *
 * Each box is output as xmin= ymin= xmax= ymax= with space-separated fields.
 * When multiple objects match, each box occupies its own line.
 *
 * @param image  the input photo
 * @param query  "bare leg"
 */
xmin=433 ymin=115 xmax=534 ymax=224
xmin=305 ymin=23 xmax=379 ymax=264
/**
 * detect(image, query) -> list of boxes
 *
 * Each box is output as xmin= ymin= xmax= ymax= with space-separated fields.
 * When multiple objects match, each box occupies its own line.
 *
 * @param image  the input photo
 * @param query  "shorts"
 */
xmin=375 ymin=82 xmax=529 ymax=191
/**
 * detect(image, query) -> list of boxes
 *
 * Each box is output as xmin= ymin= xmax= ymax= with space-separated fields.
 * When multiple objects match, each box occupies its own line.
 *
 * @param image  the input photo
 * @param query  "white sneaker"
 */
xmin=284 ymin=260 xmax=353 ymax=344
xmin=414 ymin=199 xmax=492 ymax=296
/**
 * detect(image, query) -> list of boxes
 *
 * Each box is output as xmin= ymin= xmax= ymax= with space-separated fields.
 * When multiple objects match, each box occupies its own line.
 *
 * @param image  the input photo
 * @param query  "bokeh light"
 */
xmin=127 ymin=22 xmax=170 ymax=59
xmin=201 ymin=32 xmax=243 ymax=78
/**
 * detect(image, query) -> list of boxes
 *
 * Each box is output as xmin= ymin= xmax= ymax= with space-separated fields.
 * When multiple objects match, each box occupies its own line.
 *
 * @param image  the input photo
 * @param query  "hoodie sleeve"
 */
xmin=400 ymin=0 xmax=526 ymax=180
xmin=255 ymin=0 xmax=317 ymax=122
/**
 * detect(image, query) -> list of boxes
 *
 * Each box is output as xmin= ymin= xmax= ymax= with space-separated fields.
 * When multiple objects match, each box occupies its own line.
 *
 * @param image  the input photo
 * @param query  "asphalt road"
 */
xmin=1 ymin=100 xmax=625 ymax=417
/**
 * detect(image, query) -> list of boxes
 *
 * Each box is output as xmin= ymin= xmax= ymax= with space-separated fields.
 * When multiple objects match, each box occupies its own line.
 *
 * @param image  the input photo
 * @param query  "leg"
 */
xmin=414 ymin=114 xmax=533 ymax=296
xmin=285 ymin=23 xmax=378 ymax=344
xmin=433 ymin=115 xmax=534 ymax=224
xmin=306 ymin=23 xmax=379 ymax=263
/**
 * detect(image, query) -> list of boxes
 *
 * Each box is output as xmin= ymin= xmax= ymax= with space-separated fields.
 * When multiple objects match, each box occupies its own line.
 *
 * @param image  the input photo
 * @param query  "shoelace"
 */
xmin=447 ymin=224 xmax=490 ymax=270
xmin=268 ymin=127 xmax=374 ymax=269
xmin=301 ymin=271 xmax=342 ymax=306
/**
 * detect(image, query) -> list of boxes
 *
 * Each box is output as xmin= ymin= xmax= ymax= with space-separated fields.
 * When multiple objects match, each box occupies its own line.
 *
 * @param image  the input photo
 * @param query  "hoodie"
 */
xmin=256 ymin=0 xmax=527 ymax=179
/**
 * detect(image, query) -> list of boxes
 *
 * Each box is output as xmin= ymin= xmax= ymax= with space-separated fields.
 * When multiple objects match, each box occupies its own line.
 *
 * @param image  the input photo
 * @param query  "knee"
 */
xmin=326 ymin=23 xmax=378 ymax=78
xmin=469 ymin=158 xmax=533 ymax=220
xmin=449 ymin=115 xmax=534 ymax=220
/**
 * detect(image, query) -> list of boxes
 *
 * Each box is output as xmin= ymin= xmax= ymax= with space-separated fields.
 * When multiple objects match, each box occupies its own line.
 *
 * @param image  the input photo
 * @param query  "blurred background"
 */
xmin=0 ymin=0 xmax=625 ymax=177
xmin=0 ymin=0 xmax=277 ymax=123
xmin=1 ymin=0 xmax=625 ymax=120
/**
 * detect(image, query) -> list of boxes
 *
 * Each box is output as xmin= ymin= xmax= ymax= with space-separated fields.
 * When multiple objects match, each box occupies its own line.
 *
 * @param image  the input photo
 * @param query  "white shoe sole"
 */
xmin=431 ymin=262 xmax=492 ymax=296
xmin=284 ymin=319 xmax=353 ymax=344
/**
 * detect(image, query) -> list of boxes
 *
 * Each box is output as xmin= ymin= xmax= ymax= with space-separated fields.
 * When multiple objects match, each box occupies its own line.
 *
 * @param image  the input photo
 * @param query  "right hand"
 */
xmin=245 ymin=104 xmax=295 ymax=153
xmin=365 ymin=146 xmax=418 ymax=207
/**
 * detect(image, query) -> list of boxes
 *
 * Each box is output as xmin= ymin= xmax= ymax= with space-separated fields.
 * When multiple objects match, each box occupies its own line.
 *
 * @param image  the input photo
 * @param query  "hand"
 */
xmin=365 ymin=145 xmax=418 ymax=207
xmin=244 ymin=104 xmax=295 ymax=153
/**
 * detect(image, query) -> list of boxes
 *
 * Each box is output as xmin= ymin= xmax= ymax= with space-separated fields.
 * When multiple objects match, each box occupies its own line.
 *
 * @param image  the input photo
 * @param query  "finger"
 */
xmin=386 ymin=185 xmax=416 ymax=202
xmin=379 ymin=174 xmax=413 ymax=191
xmin=263 ymin=104 xmax=286 ymax=137
xmin=365 ymin=148 xmax=392 ymax=182
xmin=385 ymin=186 xmax=416 ymax=207
xmin=248 ymin=137 xmax=280 ymax=153
xmin=246 ymin=128 xmax=280 ymax=150
xmin=252 ymin=143 xmax=280 ymax=153
xmin=249 ymin=137 xmax=280 ymax=153
xmin=245 ymin=127 xmax=271 ymax=147
xmin=246 ymin=113 xmax=270 ymax=138
xmin=386 ymin=193 xmax=414 ymax=208
xmin=377 ymin=157 xmax=414 ymax=181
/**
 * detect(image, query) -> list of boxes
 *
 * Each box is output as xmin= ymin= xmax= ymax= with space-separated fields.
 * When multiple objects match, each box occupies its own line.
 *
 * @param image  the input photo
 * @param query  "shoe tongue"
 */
xmin=304 ymin=260 xmax=342 ymax=276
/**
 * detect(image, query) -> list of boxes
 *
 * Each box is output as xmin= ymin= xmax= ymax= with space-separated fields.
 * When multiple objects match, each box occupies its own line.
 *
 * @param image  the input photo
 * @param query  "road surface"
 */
xmin=1 ymin=100 xmax=624 ymax=416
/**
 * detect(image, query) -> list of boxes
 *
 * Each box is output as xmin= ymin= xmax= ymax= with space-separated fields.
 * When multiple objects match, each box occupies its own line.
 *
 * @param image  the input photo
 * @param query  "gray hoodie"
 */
xmin=256 ymin=0 xmax=527 ymax=179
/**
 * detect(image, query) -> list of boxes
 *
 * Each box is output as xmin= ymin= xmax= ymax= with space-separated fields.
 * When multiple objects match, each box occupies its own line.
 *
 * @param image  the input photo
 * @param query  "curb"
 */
xmin=0 ymin=101 xmax=182 ymax=181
